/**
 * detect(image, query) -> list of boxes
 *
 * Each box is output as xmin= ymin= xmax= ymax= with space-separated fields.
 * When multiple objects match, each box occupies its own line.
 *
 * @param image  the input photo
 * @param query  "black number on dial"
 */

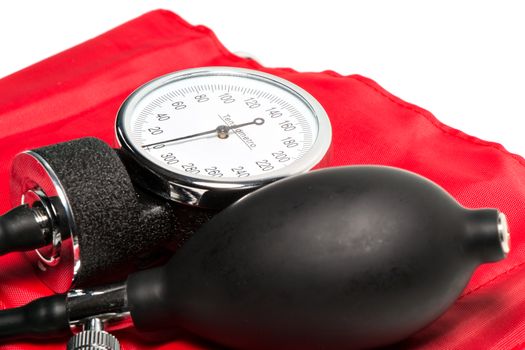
xmin=272 ymin=151 xmax=291 ymax=163
xmin=182 ymin=163 xmax=200 ymax=174
xmin=279 ymin=120 xmax=296 ymax=131
xmin=194 ymin=94 xmax=210 ymax=103
xmin=245 ymin=98 xmax=261 ymax=109
xmin=148 ymin=127 xmax=163 ymax=135
xmin=256 ymin=160 xmax=274 ymax=172
xmin=172 ymin=101 xmax=187 ymax=110
xmin=266 ymin=107 xmax=283 ymax=118
xmin=282 ymin=137 xmax=299 ymax=148
xmin=231 ymin=166 xmax=250 ymax=178
xmin=156 ymin=114 xmax=170 ymax=121
xmin=205 ymin=166 xmax=224 ymax=177
xmin=160 ymin=153 xmax=179 ymax=165
xmin=219 ymin=93 xmax=235 ymax=104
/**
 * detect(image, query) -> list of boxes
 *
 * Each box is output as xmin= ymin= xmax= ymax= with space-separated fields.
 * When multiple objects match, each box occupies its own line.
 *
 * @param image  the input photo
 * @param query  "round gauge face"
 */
xmin=117 ymin=67 xmax=331 ymax=185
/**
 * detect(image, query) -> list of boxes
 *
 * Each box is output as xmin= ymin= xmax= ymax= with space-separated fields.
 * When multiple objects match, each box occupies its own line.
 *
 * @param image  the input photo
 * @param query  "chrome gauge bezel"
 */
xmin=116 ymin=67 xmax=332 ymax=208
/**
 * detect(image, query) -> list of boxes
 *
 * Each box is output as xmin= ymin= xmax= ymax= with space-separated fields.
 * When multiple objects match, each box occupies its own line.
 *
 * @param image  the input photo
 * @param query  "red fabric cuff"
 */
xmin=0 ymin=9 xmax=524 ymax=350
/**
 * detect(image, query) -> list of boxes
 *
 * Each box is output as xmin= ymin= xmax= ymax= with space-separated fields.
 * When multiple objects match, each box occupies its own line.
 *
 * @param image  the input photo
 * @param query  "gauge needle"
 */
xmin=142 ymin=118 xmax=265 ymax=148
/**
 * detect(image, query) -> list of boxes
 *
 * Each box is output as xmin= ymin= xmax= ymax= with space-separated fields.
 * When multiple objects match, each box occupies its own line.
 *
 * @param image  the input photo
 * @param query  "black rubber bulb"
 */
xmin=127 ymin=166 xmax=509 ymax=349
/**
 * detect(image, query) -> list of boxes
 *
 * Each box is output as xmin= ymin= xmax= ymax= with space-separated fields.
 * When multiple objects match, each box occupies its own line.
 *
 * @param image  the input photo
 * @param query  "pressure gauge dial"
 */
xmin=116 ymin=67 xmax=331 ymax=208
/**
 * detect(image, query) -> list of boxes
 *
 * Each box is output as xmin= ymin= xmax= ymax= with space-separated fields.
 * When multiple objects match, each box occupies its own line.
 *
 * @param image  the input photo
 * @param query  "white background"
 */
xmin=0 ymin=1 xmax=524 ymax=155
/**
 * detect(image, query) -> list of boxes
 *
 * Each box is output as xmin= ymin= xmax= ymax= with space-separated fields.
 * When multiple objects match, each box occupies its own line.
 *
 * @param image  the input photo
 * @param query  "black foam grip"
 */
xmin=33 ymin=138 xmax=142 ymax=286
xmin=33 ymin=138 xmax=213 ymax=287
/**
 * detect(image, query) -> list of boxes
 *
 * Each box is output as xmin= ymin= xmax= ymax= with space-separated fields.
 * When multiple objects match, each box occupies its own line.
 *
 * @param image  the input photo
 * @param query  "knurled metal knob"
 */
xmin=67 ymin=330 xmax=121 ymax=350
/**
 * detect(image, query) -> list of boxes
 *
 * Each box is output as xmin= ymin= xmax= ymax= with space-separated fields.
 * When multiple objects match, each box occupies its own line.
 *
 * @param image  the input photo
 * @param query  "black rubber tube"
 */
xmin=0 ymin=205 xmax=48 ymax=256
xmin=0 ymin=294 xmax=69 ymax=341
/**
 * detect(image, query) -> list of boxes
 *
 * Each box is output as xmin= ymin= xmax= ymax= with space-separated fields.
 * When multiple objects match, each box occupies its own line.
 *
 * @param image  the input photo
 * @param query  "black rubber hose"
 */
xmin=0 ymin=294 xmax=70 ymax=341
xmin=0 ymin=205 xmax=48 ymax=256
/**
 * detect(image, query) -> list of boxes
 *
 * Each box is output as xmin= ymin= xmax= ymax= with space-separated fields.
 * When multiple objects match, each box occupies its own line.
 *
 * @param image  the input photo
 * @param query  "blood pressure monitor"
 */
xmin=5 ymin=67 xmax=332 ymax=292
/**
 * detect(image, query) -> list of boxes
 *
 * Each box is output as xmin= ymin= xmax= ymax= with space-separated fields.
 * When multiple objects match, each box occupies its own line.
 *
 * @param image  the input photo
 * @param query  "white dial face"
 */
xmin=121 ymin=69 xmax=327 ymax=182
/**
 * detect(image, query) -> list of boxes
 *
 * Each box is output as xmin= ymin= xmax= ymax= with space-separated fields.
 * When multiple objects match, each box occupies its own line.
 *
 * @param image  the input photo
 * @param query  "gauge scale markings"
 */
xmin=121 ymin=69 xmax=328 ymax=188
xmin=133 ymin=85 xmax=311 ymax=179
